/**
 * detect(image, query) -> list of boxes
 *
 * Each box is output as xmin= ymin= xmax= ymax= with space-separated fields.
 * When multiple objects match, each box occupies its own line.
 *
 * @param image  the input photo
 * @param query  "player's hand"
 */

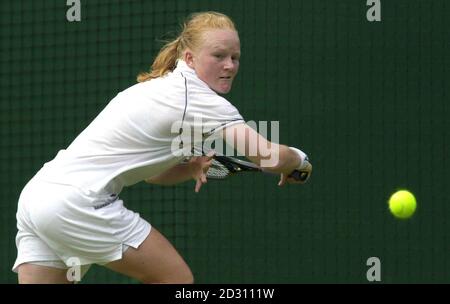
xmin=189 ymin=151 xmax=215 ymax=193
xmin=278 ymin=160 xmax=312 ymax=186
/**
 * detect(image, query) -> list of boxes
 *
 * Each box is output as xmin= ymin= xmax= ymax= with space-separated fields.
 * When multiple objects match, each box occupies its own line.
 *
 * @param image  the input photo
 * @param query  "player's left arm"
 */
xmin=221 ymin=123 xmax=312 ymax=185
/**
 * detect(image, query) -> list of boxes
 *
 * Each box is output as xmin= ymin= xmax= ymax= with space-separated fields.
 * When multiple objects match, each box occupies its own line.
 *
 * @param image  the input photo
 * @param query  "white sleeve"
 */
xmin=185 ymin=93 xmax=244 ymax=137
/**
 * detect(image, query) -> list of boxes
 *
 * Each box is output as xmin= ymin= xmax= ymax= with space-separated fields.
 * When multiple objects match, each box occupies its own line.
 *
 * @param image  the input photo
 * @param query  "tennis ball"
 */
xmin=388 ymin=190 xmax=417 ymax=219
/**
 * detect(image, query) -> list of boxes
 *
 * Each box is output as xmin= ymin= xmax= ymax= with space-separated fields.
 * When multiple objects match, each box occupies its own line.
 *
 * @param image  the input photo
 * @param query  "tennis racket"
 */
xmin=206 ymin=153 xmax=311 ymax=182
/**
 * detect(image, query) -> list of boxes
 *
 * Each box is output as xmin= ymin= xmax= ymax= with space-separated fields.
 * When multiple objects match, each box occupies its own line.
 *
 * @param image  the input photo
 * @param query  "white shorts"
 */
xmin=12 ymin=178 xmax=151 ymax=273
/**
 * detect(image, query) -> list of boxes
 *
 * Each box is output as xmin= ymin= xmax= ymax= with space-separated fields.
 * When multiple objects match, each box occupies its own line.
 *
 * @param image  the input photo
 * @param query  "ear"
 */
xmin=183 ymin=49 xmax=195 ymax=68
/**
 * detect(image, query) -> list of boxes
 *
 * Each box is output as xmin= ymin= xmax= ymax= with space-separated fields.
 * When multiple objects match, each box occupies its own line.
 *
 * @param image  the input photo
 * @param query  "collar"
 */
xmin=173 ymin=59 xmax=213 ymax=93
xmin=174 ymin=59 xmax=196 ymax=76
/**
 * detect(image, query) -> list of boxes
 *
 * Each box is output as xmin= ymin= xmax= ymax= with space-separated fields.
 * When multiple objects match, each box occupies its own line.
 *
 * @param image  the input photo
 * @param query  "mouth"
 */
xmin=219 ymin=76 xmax=232 ymax=80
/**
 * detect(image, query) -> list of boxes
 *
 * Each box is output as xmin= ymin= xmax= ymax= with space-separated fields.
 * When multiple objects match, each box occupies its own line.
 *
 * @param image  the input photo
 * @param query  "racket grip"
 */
xmin=289 ymin=170 xmax=309 ymax=182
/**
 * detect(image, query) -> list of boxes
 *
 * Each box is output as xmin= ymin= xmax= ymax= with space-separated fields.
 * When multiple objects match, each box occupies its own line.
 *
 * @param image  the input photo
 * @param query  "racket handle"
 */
xmin=289 ymin=170 xmax=309 ymax=182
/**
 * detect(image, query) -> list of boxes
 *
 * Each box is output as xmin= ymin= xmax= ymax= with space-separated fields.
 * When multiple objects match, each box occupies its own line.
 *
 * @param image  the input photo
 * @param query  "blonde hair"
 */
xmin=137 ymin=11 xmax=237 ymax=82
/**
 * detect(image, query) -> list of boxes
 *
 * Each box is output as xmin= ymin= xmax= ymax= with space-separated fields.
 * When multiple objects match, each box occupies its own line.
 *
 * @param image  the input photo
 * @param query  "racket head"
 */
xmin=206 ymin=158 xmax=232 ymax=180
xmin=206 ymin=155 xmax=262 ymax=180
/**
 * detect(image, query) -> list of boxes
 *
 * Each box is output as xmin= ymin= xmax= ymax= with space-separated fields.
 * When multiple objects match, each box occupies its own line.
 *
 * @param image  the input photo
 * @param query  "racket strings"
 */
xmin=206 ymin=159 xmax=231 ymax=179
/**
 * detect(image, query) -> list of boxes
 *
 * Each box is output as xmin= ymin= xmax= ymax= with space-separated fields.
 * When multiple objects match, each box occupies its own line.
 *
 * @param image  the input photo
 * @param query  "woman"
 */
xmin=13 ymin=11 xmax=312 ymax=283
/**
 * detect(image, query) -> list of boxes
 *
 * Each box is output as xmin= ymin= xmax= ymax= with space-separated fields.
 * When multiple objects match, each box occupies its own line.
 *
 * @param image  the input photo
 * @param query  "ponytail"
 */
xmin=137 ymin=37 xmax=182 ymax=82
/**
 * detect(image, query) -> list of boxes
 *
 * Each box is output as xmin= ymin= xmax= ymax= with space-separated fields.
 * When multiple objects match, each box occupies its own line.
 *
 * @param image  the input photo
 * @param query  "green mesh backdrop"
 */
xmin=1 ymin=0 xmax=449 ymax=283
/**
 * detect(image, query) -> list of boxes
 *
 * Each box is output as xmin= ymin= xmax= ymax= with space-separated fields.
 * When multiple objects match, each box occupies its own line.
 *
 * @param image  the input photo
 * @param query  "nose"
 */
xmin=223 ymin=57 xmax=235 ymax=71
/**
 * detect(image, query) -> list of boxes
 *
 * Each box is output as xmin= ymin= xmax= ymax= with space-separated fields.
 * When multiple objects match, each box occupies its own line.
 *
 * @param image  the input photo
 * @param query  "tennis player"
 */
xmin=13 ymin=11 xmax=312 ymax=283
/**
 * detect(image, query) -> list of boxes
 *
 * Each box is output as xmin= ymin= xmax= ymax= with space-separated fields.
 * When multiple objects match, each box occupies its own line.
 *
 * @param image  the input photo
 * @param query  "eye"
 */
xmin=213 ymin=54 xmax=225 ymax=59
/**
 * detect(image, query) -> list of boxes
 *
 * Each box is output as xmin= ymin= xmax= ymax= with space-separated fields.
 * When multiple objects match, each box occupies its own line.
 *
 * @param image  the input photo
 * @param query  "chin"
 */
xmin=215 ymin=86 xmax=232 ymax=94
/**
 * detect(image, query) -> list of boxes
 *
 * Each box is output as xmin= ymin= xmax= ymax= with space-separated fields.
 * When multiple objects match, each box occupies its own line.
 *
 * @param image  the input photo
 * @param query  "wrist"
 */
xmin=289 ymin=147 xmax=309 ymax=170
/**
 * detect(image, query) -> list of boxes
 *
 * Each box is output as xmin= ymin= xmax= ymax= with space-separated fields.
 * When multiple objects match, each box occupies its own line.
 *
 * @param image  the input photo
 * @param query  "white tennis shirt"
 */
xmin=36 ymin=60 xmax=244 ymax=195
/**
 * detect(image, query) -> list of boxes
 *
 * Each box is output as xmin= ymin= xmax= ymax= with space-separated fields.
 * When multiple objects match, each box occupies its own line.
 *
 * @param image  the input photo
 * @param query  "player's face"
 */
xmin=189 ymin=29 xmax=240 ymax=94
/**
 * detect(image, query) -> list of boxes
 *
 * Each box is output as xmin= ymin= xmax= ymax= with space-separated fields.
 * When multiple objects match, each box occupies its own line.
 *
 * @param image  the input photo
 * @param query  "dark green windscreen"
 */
xmin=1 ymin=0 xmax=448 ymax=283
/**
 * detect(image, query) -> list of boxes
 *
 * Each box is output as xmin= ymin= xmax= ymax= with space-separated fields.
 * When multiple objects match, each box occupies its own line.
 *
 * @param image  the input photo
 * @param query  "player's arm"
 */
xmin=222 ymin=123 xmax=311 ymax=184
xmin=145 ymin=154 xmax=214 ymax=192
xmin=145 ymin=163 xmax=194 ymax=185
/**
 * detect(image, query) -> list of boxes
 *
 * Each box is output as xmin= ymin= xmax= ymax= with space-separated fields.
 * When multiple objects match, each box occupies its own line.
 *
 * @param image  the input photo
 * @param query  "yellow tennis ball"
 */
xmin=388 ymin=190 xmax=417 ymax=219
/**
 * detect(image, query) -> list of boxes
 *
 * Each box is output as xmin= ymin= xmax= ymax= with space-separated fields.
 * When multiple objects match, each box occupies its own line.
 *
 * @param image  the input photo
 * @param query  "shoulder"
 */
xmin=116 ymin=73 xmax=187 ymax=101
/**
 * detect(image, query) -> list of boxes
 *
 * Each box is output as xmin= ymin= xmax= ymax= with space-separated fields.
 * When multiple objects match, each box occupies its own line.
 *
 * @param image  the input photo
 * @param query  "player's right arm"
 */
xmin=222 ymin=123 xmax=312 ymax=185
